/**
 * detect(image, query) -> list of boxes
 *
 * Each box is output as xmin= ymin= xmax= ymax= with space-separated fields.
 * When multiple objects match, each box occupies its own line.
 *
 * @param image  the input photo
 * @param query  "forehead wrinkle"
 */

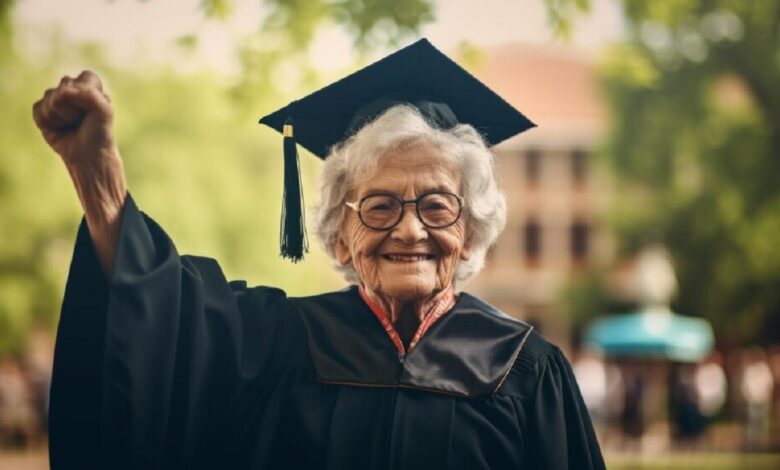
xmin=361 ymin=164 xmax=460 ymax=196
xmin=358 ymin=170 xmax=459 ymax=199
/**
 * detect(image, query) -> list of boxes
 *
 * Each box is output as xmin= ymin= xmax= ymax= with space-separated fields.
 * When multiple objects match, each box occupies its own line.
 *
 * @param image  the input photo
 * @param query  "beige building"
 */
xmin=463 ymin=43 xmax=613 ymax=345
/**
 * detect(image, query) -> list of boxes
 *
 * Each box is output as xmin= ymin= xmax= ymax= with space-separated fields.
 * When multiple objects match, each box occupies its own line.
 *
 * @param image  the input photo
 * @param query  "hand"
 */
xmin=32 ymin=70 xmax=119 ymax=170
xmin=33 ymin=71 xmax=127 ymax=278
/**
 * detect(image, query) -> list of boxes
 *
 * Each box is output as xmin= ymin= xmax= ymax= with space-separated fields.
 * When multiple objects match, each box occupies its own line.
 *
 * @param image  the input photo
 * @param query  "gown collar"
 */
xmin=357 ymin=285 xmax=456 ymax=356
xmin=292 ymin=286 xmax=534 ymax=398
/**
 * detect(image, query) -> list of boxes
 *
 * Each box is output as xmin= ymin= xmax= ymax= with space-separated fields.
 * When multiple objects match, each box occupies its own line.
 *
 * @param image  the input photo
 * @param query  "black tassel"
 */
xmin=280 ymin=118 xmax=308 ymax=262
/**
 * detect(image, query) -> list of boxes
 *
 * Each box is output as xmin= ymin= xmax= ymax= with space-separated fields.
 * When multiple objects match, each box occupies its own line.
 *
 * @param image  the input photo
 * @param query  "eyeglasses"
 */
xmin=345 ymin=191 xmax=465 ymax=230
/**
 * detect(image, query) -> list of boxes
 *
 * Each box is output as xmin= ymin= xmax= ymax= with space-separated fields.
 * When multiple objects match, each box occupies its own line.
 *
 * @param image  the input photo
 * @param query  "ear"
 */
xmin=459 ymin=240 xmax=472 ymax=261
xmin=335 ymin=232 xmax=353 ymax=265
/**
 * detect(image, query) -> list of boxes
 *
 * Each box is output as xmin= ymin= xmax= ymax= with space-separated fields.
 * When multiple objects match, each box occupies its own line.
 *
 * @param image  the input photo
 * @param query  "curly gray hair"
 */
xmin=312 ymin=104 xmax=507 ymax=285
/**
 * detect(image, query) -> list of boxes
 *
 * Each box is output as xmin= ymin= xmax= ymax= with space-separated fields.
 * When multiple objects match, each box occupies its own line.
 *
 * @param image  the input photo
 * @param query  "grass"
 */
xmin=606 ymin=452 xmax=780 ymax=470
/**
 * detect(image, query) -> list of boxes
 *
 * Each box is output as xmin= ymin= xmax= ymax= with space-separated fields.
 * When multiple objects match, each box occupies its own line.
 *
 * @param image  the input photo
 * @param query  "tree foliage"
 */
xmin=0 ymin=7 xmax=348 ymax=357
xmin=590 ymin=0 xmax=780 ymax=346
xmin=197 ymin=0 xmax=434 ymax=49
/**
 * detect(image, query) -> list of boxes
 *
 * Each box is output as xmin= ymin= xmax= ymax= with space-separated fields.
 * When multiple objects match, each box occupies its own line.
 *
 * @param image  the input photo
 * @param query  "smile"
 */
xmin=382 ymin=254 xmax=434 ymax=262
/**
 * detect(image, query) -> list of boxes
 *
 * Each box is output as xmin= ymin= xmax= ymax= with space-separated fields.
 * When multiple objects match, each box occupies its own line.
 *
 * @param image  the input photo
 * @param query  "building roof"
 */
xmin=470 ymin=43 xmax=606 ymax=148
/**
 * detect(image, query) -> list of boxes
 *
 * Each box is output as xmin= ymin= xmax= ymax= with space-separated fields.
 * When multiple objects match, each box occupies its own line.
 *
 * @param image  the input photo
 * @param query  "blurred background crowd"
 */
xmin=1 ymin=0 xmax=779 ymax=468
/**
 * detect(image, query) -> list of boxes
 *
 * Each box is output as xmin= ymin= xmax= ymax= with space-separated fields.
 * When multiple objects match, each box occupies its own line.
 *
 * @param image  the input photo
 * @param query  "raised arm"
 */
xmin=32 ymin=70 xmax=126 ymax=278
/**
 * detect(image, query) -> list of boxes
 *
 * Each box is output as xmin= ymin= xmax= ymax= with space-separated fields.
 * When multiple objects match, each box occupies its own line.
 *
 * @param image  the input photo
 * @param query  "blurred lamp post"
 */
xmin=585 ymin=246 xmax=714 ymax=362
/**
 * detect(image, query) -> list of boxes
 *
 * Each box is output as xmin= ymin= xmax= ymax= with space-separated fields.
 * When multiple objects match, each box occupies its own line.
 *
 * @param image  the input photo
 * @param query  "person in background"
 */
xmin=742 ymin=347 xmax=773 ymax=451
xmin=0 ymin=359 xmax=38 ymax=448
xmin=767 ymin=345 xmax=780 ymax=450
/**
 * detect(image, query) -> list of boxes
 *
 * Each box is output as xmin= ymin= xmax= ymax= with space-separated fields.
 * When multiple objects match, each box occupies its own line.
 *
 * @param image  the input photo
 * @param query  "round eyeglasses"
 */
xmin=345 ymin=192 xmax=465 ymax=230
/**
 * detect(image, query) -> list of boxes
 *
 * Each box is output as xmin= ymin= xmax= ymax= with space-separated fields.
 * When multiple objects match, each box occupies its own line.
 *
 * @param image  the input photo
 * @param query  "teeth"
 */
xmin=385 ymin=254 xmax=429 ymax=261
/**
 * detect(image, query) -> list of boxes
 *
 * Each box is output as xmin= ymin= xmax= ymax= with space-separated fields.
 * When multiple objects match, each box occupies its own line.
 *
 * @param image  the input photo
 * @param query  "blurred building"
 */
xmin=463 ymin=43 xmax=613 ymax=345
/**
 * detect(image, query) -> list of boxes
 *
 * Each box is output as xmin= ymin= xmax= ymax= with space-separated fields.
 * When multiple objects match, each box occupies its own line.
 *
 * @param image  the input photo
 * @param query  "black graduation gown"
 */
xmin=49 ymin=193 xmax=606 ymax=470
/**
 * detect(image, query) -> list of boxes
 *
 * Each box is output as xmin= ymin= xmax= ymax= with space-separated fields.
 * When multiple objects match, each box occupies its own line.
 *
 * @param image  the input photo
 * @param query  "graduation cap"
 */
xmin=259 ymin=38 xmax=535 ymax=262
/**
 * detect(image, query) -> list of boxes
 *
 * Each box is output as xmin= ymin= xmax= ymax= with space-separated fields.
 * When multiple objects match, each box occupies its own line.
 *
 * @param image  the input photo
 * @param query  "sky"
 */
xmin=16 ymin=0 xmax=626 ymax=74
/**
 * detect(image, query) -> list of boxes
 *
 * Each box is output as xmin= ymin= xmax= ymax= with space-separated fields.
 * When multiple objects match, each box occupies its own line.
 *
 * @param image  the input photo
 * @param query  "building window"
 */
xmin=571 ymin=149 xmax=588 ymax=187
xmin=525 ymin=149 xmax=542 ymax=185
xmin=524 ymin=218 xmax=542 ymax=266
xmin=570 ymin=220 xmax=589 ymax=263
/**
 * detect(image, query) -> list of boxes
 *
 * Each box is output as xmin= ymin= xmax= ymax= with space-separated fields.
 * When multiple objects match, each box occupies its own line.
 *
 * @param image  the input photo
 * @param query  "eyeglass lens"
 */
xmin=359 ymin=193 xmax=461 ymax=229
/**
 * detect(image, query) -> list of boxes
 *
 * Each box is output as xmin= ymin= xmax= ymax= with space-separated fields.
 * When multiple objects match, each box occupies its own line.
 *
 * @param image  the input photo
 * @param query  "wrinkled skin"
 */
xmin=32 ymin=71 xmax=127 ymax=278
xmin=335 ymin=142 xmax=470 ymax=322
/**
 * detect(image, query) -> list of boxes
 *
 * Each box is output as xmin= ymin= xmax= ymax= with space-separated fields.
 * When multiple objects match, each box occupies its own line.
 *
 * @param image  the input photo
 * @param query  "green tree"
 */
xmin=559 ymin=0 xmax=780 ymax=345
xmin=0 ymin=7 xmax=335 ymax=357
xmin=198 ymin=0 xmax=434 ymax=49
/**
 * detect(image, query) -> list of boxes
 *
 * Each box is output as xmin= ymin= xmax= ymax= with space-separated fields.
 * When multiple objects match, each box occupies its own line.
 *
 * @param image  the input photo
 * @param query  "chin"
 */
xmin=379 ymin=279 xmax=435 ymax=301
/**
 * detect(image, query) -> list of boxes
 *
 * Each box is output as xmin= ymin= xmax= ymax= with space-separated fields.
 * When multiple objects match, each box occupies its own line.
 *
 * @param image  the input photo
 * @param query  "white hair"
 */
xmin=312 ymin=104 xmax=507 ymax=285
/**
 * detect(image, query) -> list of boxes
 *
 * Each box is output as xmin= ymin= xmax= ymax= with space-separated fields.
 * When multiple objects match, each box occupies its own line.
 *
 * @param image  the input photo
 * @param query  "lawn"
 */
xmin=3 ymin=449 xmax=780 ymax=469
xmin=606 ymin=452 xmax=780 ymax=470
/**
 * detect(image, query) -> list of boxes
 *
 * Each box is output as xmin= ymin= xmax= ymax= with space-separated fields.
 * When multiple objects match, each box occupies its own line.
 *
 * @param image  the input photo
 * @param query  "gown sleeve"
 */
xmin=521 ymin=335 xmax=607 ymax=469
xmin=48 ymin=193 xmax=291 ymax=470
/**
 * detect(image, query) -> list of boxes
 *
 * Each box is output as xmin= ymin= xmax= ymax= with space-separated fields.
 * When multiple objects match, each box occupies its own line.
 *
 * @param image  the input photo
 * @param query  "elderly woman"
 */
xmin=33 ymin=40 xmax=605 ymax=469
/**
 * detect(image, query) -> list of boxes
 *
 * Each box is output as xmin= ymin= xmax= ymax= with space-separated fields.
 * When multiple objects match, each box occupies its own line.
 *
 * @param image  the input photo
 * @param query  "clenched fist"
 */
xmin=33 ymin=70 xmax=119 ymax=168
xmin=33 ymin=71 xmax=127 ymax=278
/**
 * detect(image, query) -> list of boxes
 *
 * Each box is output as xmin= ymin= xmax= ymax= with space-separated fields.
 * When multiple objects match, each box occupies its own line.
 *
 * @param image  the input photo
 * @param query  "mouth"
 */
xmin=381 ymin=253 xmax=434 ymax=262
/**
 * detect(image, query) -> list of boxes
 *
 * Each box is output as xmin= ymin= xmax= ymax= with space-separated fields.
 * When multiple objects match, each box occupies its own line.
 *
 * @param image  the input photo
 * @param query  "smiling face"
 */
xmin=335 ymin=141 xmax=470 ymax=302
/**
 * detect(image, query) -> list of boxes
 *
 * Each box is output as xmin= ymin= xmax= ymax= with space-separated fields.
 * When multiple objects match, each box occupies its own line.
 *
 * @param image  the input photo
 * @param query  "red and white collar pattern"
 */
xmin=358 ymin=285 xmax=456 ymax=355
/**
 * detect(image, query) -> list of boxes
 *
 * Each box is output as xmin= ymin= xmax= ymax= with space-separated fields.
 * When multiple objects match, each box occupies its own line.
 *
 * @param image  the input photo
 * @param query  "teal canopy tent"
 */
xmin=584 ymin=308 xmax=714 ymax=362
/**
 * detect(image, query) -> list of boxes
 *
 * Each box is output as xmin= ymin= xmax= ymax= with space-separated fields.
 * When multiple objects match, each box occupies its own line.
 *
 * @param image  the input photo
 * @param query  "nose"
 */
xmin=391 ymin=205 xmax=428 ymax=243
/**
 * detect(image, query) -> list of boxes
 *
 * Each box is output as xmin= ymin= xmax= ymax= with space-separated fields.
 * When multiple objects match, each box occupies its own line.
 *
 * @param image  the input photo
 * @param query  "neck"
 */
xmin=361 ymin=285 xmax=454 ymax=324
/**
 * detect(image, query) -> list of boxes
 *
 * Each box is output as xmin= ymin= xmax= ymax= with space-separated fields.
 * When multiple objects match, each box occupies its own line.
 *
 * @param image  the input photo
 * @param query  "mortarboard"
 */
xmin=259 ymin=38 xmax=535 ymax=262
